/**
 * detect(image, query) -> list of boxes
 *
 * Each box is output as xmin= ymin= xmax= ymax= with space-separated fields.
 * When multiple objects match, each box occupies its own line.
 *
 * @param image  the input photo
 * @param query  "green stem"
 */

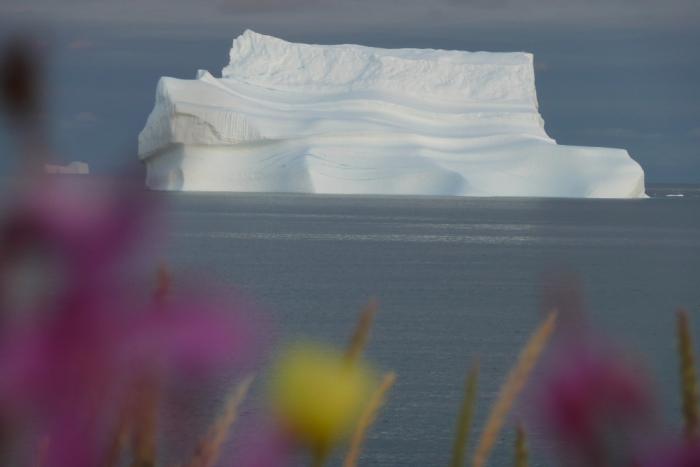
xmin=514 ymin=423 xmax=528 ymax=467
xmin=449 ymin=361 xmax=479 ymax=467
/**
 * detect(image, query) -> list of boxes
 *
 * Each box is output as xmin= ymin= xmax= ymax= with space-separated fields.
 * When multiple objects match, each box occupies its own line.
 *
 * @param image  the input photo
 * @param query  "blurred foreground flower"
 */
xmin=536 ymin=337 xmax=655 ymax=467
xmin=0 ymin=38 xmax=41 ymax=125
xmin=239 ymin=303 xmax=388 ymax=467
xmin=269 ymin=342 xmax=376 ymax=464
xmin=0 ymin=179 xmax=260 ymax=467
xmin=0 ymin=179 xmax=152 ymax=315
xmin=635 ymin=439 xmax=700 ymax=467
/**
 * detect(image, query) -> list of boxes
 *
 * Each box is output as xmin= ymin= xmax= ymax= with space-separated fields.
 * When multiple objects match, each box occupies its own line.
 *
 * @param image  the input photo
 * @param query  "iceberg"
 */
xmin=44 ymin=161 xmax=90 ymax=175
xmin=138 ymin=30 xmax=646 ymax=198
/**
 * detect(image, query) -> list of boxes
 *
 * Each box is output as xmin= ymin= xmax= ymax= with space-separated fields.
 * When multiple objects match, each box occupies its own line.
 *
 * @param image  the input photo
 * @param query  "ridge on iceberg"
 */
xmin=138 ymin=30 xmax=646 ymax=198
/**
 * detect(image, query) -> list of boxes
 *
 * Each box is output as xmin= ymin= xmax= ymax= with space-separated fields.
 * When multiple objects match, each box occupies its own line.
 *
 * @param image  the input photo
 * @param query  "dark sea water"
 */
xmin=162 ymin=186 xmax=700 ymax=467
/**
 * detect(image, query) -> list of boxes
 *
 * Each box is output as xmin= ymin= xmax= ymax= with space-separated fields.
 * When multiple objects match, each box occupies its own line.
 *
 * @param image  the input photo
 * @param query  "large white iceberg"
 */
xmin=138 ymin=30 xmax=645 ymax=198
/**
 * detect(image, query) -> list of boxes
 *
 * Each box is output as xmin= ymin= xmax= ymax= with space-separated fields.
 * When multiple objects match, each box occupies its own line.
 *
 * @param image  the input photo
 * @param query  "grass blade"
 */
xmin=186 ymin=374 xmax=255 ymax=467
xmin=153 ymin=263 xmax=171 ymax=304
xmin=449 ymin=361 xmax=480 ymax=467
xmin=514 ymin=423 xmax=528 ymax=467
xmin=343 ymin=372 xmax=397 ymax=467
xmin=677 ymin=309 xmax=699 ymax=439
xmin=472 ymin=312 xmax=557 ymax=467
xmin=104 ymin=403 xmax=131 ymax=467
xmin=345 ymin=299 xmax=379 ymax=364
xmin=131 ymin=375 xmax=160 ymax=467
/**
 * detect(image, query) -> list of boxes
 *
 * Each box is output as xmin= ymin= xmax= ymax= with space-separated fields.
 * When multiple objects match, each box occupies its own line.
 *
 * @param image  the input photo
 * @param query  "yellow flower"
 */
xmin=269 ymin=341 xmax=375 ymax=456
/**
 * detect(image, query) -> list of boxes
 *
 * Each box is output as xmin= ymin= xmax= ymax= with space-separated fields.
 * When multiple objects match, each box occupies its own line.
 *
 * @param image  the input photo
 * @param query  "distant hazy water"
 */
xmin=161 ymin=186 xmax=700 ymax=466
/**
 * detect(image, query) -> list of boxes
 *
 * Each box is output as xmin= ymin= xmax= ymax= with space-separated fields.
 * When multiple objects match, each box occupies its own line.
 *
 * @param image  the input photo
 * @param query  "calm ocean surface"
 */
xmin=162 ymin=185 xmax=700 ymax=466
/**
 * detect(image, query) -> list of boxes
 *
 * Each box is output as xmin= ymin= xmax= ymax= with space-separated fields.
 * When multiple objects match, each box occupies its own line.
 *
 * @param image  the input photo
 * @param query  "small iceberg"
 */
xmin=44 ymin=161 xmax=90 ymax=175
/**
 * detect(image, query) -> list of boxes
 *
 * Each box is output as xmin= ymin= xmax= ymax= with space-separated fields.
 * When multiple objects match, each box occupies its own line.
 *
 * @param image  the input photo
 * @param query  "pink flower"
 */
xmin=536 ymin=338 xmax=655 ymax=467
xmin=0 ymin=288 xmax=256 ymax=414
xmin=0 ymin=178 xmax=156 ymax=297
xmin=0 ymin=288 xmax=257 ymax=467
xmin=0 ymin=180 xmax=262 ymax=466
xmin=635 ymin=439 xmax=700 ymax=467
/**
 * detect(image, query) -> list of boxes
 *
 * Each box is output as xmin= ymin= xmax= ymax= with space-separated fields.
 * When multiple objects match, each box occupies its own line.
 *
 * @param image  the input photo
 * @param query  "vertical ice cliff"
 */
xmin=138 ymin=30 xmax=646 ymax=198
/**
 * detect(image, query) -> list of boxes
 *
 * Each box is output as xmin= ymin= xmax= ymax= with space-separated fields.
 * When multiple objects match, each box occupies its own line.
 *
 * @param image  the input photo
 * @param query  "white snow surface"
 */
xmin=138 ymin=30 xmax=645 ymax=198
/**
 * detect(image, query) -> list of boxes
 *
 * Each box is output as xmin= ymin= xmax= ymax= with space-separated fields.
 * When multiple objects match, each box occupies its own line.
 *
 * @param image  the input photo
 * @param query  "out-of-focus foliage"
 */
xmin=0 ymin=39 xmax=41 ymax=124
